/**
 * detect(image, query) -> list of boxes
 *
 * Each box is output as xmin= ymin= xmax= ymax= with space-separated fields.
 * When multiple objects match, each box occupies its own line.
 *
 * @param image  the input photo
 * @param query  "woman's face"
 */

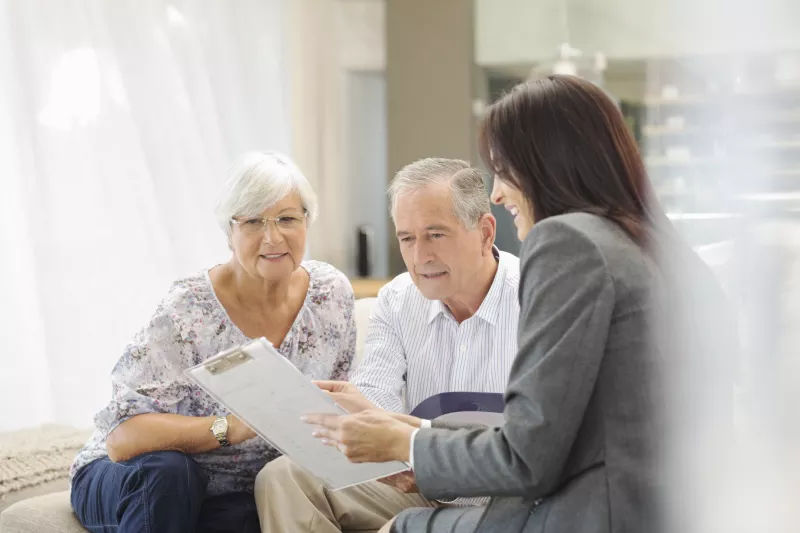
xmin=490 ymin=176 xmax=534 ymax=241
xmin=229 ymin=191 xmax=308 ymax=283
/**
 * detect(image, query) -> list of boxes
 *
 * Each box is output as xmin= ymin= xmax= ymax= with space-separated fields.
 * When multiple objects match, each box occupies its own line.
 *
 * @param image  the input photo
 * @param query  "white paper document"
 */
xmin=185 ymin=338 xmax=410 ymax=490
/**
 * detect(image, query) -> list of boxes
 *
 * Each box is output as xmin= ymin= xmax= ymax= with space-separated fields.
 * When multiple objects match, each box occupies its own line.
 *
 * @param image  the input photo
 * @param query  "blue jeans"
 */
xmin=70 ymin=451 xmax=259 ymax=533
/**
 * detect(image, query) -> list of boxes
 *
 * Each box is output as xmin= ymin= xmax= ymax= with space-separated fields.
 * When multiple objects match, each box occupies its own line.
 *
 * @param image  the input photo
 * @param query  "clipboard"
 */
xmin=185 ymin=338 xmax=410 ymax=490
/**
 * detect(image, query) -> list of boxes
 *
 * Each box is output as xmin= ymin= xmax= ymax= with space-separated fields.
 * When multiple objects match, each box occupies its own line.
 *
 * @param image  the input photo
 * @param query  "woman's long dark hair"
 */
xmin=479 ymin=75 xmax=672 ymax=248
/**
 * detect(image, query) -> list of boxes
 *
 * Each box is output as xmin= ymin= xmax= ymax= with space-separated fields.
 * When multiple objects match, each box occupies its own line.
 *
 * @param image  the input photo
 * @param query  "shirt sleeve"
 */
xmin=93 ymin=303 xmax=195 ymax=438
xmin=409 ymin=419 xmax=431 ymax=470
xmin=349 ymin=288 xmax=408 ymax=413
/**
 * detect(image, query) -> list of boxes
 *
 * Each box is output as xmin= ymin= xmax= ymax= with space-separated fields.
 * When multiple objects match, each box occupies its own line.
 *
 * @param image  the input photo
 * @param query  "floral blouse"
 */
xmin=71 ymin=260 xmax=355 ymax=496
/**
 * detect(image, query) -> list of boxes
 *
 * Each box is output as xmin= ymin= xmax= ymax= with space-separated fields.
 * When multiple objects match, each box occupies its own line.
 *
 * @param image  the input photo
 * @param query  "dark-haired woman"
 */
xmin=304 ymin=75 xmax=736 ymax=533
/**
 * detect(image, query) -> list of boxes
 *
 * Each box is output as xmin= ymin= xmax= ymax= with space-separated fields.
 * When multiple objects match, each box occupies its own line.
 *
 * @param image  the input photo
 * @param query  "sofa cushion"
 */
xmin=0 ymin=491 xmax=85 ymax=532
xmin=353 ymin=297 xmax=377 ymax=370
xmin=0 ymin=478 xmax=69 ymax=514
xmin=0 ymin=424 xmax=90 ymax=508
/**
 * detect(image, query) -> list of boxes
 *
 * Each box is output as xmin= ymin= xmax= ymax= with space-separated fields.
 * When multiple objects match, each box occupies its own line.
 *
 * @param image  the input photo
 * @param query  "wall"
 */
xmin=336 ymin=0 xmax=389 ymax=277
xmin=287 ymin=0 xmax=386 ymax=271
xmin=335 ymin=0 xmax=385 ymax=71
xmin=344 ymin=72 xmax=389 ymax=278
xmin=475 ymin=0 xmax=800 ymax=65
xmin=386 ymin=0 xmax=476 ymax=274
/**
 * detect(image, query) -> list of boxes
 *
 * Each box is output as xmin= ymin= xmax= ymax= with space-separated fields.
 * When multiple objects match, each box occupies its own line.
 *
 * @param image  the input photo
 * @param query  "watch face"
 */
xmin=212 ymin=418 xmax=227 ymax=433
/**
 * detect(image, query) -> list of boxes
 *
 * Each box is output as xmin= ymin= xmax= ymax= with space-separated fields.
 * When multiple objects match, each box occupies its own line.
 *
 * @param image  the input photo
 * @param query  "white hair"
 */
xmin=214 ymin=151 xmax=318 ymax=240
xmin=389 ymin=158 xmax=490 ymax=229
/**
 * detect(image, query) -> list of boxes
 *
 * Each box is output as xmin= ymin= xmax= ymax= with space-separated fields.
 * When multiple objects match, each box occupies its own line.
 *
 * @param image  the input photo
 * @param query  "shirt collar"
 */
xmin=426 ymin=246 xmax=507 ymax=326
xmin=426 ymin=299 xmax=447 ymax=324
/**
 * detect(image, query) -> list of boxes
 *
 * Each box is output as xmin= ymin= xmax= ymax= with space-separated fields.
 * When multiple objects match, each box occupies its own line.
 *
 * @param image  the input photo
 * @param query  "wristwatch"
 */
xmin=210 ymin=416 xmax=230 ymax=447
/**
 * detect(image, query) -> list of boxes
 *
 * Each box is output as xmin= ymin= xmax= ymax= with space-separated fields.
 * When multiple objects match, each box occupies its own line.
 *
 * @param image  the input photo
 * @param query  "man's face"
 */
xmin=394 ymin=183 xmax=486 ymax=301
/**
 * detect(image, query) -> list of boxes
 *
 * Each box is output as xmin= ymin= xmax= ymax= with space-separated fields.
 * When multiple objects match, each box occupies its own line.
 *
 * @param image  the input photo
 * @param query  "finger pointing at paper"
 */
xmin=312 ymin=380 xmax=377 ymax=413
xmin=302 ymin=410 xmax=415 ymax=463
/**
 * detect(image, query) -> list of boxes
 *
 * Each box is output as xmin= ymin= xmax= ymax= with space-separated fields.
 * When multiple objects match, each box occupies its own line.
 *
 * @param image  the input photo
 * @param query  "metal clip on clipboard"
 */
xmin=203 ymin=347 xmax=252 ymax=375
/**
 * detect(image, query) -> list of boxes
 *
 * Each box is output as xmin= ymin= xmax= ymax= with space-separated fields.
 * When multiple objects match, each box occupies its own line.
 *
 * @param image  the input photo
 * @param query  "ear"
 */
xmin=479 ymin=213 xmax=496 ymax=255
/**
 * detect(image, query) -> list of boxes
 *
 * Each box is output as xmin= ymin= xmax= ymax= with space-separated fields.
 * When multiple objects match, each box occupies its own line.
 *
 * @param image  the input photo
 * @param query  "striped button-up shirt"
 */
xmin=351 ymin=249 xmax=520 ymax=415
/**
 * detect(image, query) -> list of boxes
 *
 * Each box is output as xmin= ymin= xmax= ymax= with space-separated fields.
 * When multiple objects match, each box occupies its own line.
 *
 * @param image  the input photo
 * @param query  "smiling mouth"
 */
xmin=420 ymin=272 xmax=447 ymax=279
xmin=260 ymin=253 xmax=288 ymax=261
xmin=506 ymin=205 xmax=519 ymax=218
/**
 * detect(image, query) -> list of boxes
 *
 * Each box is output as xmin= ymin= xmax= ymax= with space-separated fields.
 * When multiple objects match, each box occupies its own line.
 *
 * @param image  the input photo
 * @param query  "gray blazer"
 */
xmin=411 ymin=213 xmax=735 ymax=533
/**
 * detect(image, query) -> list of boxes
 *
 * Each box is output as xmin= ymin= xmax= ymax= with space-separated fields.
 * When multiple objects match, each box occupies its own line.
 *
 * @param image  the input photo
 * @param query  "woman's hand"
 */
xmin=314 ymin=380 xmax=377 ymax=414
xmin=302 ymin=409 xmax=416 ymax=463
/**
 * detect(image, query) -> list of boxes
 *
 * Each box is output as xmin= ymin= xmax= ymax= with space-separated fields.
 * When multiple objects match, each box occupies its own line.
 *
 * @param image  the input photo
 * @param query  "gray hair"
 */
xmin=214 ymin=151 xmax=318 ymax=240
xmin=389 ymin=158 xmax=490 ymax=229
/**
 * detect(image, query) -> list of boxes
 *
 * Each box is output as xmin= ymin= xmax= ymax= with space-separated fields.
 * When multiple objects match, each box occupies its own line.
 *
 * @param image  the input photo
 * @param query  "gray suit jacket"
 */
xmin=413 ymin=213 xmax=735 ymax=533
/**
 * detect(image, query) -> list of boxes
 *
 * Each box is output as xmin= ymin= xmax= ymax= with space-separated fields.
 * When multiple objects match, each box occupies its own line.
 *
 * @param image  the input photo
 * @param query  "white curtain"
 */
xmin=0 ymin=0 xmax=289 ymax=432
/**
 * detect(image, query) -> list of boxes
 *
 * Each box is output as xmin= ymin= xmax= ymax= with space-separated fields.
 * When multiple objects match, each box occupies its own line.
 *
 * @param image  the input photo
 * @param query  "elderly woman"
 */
xmin=69 ymin=151 xmax=355 ymax=533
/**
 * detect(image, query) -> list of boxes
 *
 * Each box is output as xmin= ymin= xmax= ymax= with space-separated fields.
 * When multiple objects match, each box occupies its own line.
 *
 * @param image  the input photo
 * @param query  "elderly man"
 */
xmin=254 ymin=158 xmax=520 ymax=533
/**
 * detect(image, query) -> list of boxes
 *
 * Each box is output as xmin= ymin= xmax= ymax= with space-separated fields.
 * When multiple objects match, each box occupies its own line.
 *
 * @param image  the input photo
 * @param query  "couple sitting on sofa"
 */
xmin=69 ymin=151 xmax=521 ymax=533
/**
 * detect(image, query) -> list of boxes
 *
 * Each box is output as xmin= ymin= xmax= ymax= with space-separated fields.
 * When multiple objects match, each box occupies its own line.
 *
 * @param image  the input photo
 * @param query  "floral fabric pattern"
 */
xmin=70 ymin=260 xmax=355 ymax=496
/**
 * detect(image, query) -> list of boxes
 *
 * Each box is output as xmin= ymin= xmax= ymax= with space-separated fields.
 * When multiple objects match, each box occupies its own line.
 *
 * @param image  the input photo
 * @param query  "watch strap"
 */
xmin=210 ymin=416 xmax=231 ymax=447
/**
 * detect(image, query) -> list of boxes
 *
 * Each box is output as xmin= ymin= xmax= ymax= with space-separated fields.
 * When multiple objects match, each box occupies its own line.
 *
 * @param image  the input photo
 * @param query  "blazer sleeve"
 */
xmin=412 ymin=218 xmax=615 ymax=500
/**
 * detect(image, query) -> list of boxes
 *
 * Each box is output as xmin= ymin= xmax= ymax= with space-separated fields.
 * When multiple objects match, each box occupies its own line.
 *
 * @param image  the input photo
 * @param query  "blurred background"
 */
xmin=1 ymin=0 xmax=799 ymax=526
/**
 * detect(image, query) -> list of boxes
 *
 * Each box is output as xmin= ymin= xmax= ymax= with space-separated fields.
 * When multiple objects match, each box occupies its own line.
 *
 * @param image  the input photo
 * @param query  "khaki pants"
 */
xmin=255 ymin=456 xmax=436 ymax=533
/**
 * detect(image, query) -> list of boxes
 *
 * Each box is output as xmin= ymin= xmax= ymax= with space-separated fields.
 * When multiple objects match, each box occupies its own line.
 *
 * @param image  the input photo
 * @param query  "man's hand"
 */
xmin=378 ymin=470 xmax=419 ymax=493
xmin=314 ymin=380 xmax=377 ymax=414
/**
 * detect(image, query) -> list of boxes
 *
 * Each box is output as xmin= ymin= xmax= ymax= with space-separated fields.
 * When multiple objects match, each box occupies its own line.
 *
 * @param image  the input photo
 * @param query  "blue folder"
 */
xmin=409 ymin=392 xmax=504 ymax=420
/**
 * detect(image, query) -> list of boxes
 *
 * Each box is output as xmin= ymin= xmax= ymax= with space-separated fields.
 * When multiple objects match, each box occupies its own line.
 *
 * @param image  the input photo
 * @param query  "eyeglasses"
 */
xmin=230 ymin=211 xmax=307 ymax=235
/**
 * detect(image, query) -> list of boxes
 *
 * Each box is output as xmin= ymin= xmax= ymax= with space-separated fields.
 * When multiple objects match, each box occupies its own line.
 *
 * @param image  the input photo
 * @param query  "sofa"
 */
xmin=0 ymin=297 xmax=378 ymax=533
